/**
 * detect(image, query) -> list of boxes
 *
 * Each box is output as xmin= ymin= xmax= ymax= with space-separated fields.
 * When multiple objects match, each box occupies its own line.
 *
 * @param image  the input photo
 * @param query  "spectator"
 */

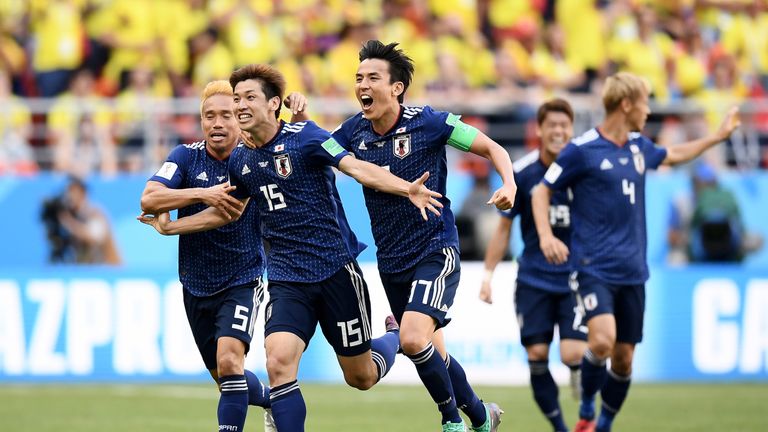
xmin=41 ymin=176 xmax=121 ymax=265
xmin=0 ymin=68 xmax=37 ymax=174
xmin=29 ymin=0 xmax=85 ymax=97
xmin=48 ymin=68 xmax=117 ymax=176
xmin=667 ymin=162 xmax=763 ymax=264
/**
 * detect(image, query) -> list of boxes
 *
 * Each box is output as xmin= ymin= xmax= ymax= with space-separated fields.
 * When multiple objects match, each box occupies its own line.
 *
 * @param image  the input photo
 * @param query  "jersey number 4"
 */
xmin=622 ymin=179 xmax=636 ymax=205
xmin=259 ymin=184 xmax=287 ymax=211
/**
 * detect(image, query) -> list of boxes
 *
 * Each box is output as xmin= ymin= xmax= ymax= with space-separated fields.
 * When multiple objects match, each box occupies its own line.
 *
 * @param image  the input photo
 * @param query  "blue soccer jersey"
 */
xmin=228 ymin=121 xmax=365 ymax=283
xmin=503 ymin=150 xmax=572 ymax=293
xmin=541 ymin=128 xmax=667 ymax=284
xmin=333 ymin=105 xmax=465 ymax=273
xmin=149 ymin=141 xmax=265 ymax=296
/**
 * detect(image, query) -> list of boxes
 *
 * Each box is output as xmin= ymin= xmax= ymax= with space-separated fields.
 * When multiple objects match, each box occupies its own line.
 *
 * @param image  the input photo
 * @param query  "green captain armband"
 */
xmin=321 ymin=138 xmax=345 ymax=157
xmin=446 ymin=113 xmax=479 ymax=151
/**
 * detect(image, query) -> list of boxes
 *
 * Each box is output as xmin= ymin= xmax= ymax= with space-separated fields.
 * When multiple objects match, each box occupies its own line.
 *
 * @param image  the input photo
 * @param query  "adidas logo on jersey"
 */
xmin=242 ymin=164 xmax=251 ymax=175
xmin=358 ymin=140 xmax=368 ymax=150
xmin=439 ymin=304 xmax=449 ymax=312
xmin=196 ymin=171 xmax=208 ymax=181
xmin=600 ymin=158 xmax=613 ymax=170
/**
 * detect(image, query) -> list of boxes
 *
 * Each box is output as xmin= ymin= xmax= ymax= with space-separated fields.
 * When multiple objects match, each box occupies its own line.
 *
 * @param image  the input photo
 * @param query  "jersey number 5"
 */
xmin=259 ymin=184 xmax=287 ymax=211
xmin=622 ymin=179 xmax=636 ymax=205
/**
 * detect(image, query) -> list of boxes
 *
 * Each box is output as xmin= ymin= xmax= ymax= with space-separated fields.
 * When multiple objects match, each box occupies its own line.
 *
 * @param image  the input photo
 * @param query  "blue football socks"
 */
xmin=445 ymin=354 xmax=487 ymax=428
xmin=529 ymin=360 xmax=568 ymax=432
xmin=269 ymin=380 xmax=306 ymax=432
xmin=218 ymin=374 xmax=249 ymax=432
xmin=406 ymin=342 xmax=462 ymax=425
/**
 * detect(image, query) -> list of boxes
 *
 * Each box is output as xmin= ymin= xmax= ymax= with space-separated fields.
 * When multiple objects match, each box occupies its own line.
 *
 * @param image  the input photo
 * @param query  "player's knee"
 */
xmin=610 ymin=352 xmax=633 ymax=375
xmin=265 ymin=351 xmax=293 ymax=380
xmin=216 ymin=351 xmax=244 ymax=377
xmin=399 ymin=332 xmax=431 ymax=356
xmin=526 ymin=345 xmax=549 ymax=361
xmin=589 ymin=334 xmax=615 ymax=358
xmin=343 ymin=370 xmax=377 ymax=391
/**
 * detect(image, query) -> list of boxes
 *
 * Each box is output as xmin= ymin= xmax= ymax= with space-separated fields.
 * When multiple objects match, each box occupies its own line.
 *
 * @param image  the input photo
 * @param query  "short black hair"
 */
xmin=536 ymin=98 xmax=574 ymax=125
xmin=359 ymin=40 xmax=414 ymax=103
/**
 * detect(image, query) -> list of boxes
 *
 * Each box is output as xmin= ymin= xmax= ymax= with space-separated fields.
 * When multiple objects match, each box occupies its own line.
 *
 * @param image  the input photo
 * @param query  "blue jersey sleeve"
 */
xmin=149 ymin=144 xmax=189 ymax=188
xmin=300 ymin=121 xmax=350 ymax=167
xmin=641 ymin=136 xmax=667 ymax=170
xmin=331 ymin=119 xmax=354 ymax=151
xmin=227 ymin=146 xmax=252 ymax=200
xmin=542 ymin=142 xmax=587 ymax=190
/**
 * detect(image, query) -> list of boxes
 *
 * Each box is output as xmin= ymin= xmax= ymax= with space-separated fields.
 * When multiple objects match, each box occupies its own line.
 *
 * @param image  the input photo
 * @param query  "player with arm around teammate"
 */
xmin=138 ymin=80 xmax=308 ymax=432
xmin=480 ymin=98 xmax=587 ymax=432
xmin=331 ymin=40 xmax=516 ymax=432
xmin=141 ymin=63 xmax=443 ymax=432
xmin=531 ymin=72 xmax=740 ymax=432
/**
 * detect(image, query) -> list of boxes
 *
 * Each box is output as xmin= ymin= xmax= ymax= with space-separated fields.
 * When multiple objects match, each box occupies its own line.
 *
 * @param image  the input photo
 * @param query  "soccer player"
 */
xmin=531 ymin=72 xmax=740 ymax=432
xmin=331 ymin=40 xmax=515 ymax=432
xmin=480 ymin=98 xmax=587 ymax=432
xmin=139 ymin=80 xmax=302 ymax=432
xmin=142 ymin=63 xmax=443 ymax=432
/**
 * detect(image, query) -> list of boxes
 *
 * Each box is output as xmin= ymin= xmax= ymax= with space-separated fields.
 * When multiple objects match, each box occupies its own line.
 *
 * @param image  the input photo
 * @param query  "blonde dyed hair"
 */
xmin=200 ymin=80 xmax=234 ymax=117
xmin=602 ymin=72 xmax=651 ymax=114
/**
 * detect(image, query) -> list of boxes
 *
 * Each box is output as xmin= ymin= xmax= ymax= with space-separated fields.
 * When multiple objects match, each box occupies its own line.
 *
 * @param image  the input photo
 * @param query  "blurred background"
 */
xmin=1 ymin=0 xmax=767 ymax=402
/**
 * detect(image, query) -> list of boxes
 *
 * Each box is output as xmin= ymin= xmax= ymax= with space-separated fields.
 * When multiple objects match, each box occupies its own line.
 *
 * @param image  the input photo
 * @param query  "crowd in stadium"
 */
xmin=1 ymin=0 xmax=767 ymax=175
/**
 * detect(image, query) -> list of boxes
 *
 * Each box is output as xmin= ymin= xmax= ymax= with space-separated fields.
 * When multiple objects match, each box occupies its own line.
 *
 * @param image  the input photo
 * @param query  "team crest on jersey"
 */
xmin=274 ymin=154 xmax=292 ymax=178
xmin=393 ymin=134 xmax=411 ymax=159
xmin=629 ymin=144 xmax=645 ymax=174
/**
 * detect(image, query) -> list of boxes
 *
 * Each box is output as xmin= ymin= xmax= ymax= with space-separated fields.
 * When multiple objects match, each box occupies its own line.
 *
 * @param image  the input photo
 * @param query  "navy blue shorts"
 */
xmin=379 ymin=247 xmax=460 ymax=329
xmin=514 ymin=280 xmax=587 ymax=347
xmin=573 ymin=271 xmax=645 ymax=344
xmin=264 ymin=261 xmax=372 ymax=357
xmin=183 ymin=278 xmax=265 ymax=370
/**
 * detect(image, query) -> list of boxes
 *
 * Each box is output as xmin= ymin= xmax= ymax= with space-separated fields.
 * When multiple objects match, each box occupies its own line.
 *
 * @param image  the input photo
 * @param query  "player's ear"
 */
xmin=269 ymin=96 xmax=281 ymax=112
xmin=392 ymin=81 xmax=404 ymax=98
xmin=621 ymin=97 xmax=633 ymax=113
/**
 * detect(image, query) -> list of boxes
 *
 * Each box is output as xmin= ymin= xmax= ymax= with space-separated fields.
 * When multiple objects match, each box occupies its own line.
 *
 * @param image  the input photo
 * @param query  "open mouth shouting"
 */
xmin=360 ymin=94 xmax=374 ymax=111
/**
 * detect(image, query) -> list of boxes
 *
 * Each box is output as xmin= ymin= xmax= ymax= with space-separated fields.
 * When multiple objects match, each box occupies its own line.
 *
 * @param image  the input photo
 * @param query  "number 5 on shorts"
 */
xmin=232 ymin=305 xmax=250 ymax=331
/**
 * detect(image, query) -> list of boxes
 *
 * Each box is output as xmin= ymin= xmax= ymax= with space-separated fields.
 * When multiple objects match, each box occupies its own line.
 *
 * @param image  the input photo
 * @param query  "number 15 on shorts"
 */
xmin=337 ymin=319 xmax=363 ymax=347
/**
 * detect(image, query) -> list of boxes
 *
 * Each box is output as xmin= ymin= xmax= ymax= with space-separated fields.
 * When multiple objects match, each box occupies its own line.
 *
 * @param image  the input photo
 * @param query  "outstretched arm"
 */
xmin=468 ymin=132 xmax=517 ymax=210
xmin=337 ymin=155 xmax=443 ymax=220
xmin=663 ymin=106 xmax=740 ymax=166
xmin=140 ymin=181 xmax=243 ymax=219
xmin=479 ymin=216 xmax=513 ymax=304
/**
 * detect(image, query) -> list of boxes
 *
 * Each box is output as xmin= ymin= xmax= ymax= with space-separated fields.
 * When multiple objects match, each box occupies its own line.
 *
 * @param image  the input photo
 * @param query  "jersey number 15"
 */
xmin=259 ymin=184 xmax=287 ymax=211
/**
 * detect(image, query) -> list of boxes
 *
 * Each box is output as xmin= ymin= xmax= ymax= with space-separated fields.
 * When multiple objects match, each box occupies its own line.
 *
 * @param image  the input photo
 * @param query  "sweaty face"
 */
xmin=200 ymin=94 xmax=239 ymax=152
xmin=355 ymin=58 xmax=401 ymax=121
xmin=233 ymin=79 xmax=279 ymax=134
xmin=538 ymin=111 xmax=573 ymax=157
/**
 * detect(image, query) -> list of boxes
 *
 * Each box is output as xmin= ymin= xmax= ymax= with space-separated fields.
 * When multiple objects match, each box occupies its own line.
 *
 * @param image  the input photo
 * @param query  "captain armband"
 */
xmin=445 ymin=113 xmax=479 ymax=151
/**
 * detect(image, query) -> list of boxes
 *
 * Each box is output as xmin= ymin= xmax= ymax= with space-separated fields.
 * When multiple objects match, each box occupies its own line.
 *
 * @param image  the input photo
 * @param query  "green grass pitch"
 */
xmin=1 ymin=383 xmax=766 ymax=431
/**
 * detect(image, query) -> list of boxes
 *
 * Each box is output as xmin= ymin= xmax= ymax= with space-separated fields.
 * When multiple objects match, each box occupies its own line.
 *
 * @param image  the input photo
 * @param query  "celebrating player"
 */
xmin=139 ymin=80 xmax=286 ymax=432
xmin=531 ymin=72 xmax=740 ymax=432
xmin=331 ymin=40 xmax=515 ymax=432
xmin=480 ymin=98 xmax=587 ymax=432
xmin=141 ymin=63 xmax=443 ymax=432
